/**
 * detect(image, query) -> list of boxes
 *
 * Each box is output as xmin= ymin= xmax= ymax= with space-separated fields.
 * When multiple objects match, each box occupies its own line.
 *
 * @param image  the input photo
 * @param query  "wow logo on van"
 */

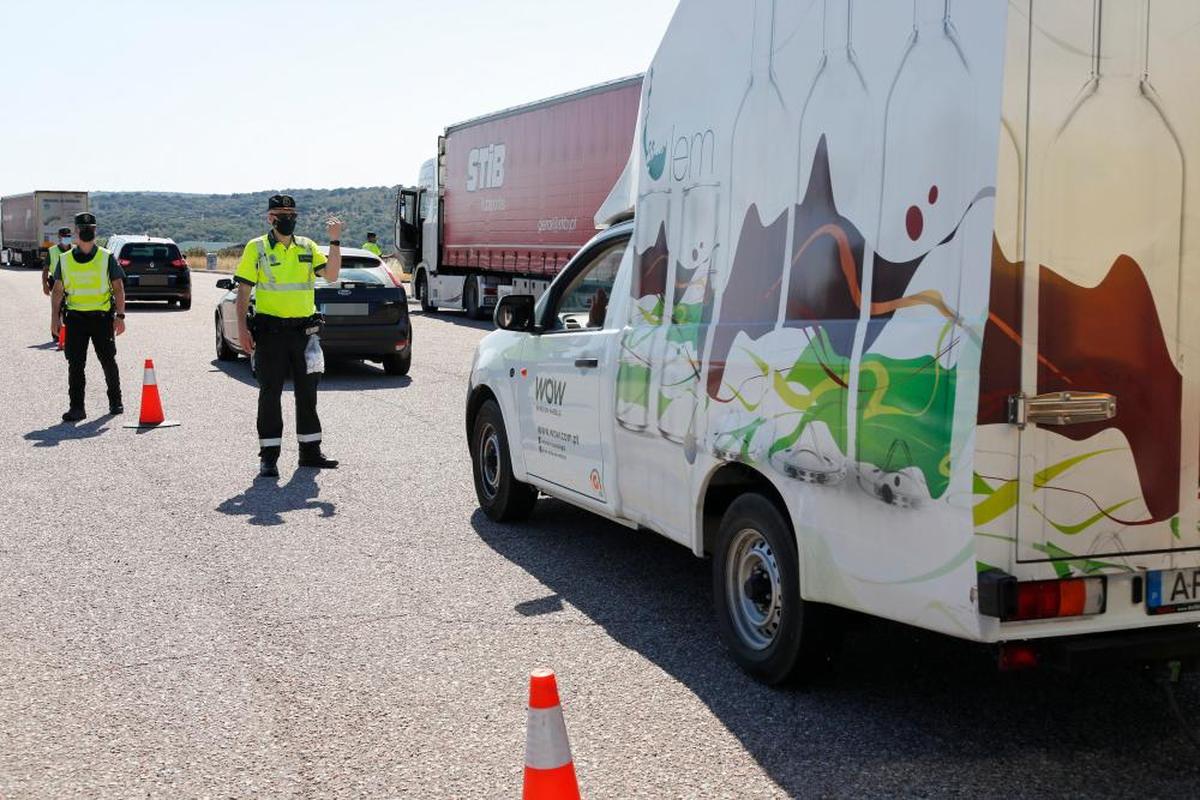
xmin=535 ymin=376 xmax=567 ymax=415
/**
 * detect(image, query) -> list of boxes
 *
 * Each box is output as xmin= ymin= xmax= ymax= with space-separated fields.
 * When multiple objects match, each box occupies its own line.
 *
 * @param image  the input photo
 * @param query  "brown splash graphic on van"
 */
xmin=978 ymin=243 xmax=1182 ymax=524
xmin=634 ymin=222 xmax=670 ymax=300
xmin=708 ymin=135 xmax=968 ymax=400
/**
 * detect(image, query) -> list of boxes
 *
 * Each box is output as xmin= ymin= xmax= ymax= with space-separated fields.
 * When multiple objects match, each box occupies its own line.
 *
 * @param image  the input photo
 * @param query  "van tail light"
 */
xmin=170 ymin=257 xmax=188 ymax=268
xmin=1010 ymin=577 xmax=1106 ymax=622
xmin=998 ymin=643 xmax=1040 ymax=671
xmin=118 ymin=258 xmax=132 ymax=267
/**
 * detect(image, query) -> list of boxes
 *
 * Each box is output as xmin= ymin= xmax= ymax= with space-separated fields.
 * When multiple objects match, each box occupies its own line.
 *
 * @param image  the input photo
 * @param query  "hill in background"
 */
xmin=91 ymin=187 xmax=398 ymax=252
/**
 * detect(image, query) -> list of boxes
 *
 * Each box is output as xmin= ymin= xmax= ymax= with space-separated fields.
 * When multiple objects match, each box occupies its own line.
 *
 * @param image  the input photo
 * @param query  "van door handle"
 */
xmin=575 ymin=357 xmax=600 ymax=369
xmin=1009 ymin=391 xmax=1117 ymax=429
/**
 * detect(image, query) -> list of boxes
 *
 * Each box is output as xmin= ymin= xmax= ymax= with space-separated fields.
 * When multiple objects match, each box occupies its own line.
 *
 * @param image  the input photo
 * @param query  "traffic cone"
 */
xmin=57 ymin=324 xmax=66 ymax=350
xmin=124 ymin=358 xmax=180 ymax=429
xmin=522 ymin=669 xmax=580 ymax=800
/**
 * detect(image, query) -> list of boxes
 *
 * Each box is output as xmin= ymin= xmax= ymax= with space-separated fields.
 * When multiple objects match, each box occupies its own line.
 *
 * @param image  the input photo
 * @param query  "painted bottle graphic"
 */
xmin=857 ymin=0 xmax=976 ymax=507
xmin=616 ymin=189 xmax=671 ymax=432
xmin=658 ymin=183 xmax=719 ymax=446
xmin=768 ymin=0 xmax=873 ymax=486
xmin=707 ymin=0 xmax=794 ymax=461
xmin=1031 ymin=0 xmax=1193 ymax=546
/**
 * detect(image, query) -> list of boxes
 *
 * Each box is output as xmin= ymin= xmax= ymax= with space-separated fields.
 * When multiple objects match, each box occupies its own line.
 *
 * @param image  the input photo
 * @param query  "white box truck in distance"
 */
xmin=0 ymin=191 xmax=89 ymax=267
xmin=394 ymin=77 xmax=641 ymax=319
xmin=465 ymin=0 xmax=1200 ymax=683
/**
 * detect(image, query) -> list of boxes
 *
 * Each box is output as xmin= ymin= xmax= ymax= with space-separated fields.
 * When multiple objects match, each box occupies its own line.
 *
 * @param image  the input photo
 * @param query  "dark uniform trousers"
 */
xmin=254 ymin=315 xmax=322 ymax=461
xmin=64 ymin=310 xmax=122 ymax=410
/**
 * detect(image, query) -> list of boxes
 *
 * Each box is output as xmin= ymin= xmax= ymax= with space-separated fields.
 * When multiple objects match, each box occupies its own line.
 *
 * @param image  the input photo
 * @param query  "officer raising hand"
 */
xmin=234 ymin=195 xmax=343 ymax=478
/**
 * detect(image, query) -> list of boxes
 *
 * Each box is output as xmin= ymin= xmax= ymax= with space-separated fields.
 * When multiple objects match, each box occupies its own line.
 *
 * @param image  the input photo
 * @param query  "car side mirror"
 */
xmin=495 ymin=294 xmax=536 ymax=332
xmin=216 ymin=278 xmax=234 ymax=290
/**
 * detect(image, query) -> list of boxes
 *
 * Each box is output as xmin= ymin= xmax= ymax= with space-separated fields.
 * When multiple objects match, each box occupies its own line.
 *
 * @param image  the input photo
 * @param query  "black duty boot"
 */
xmin=62 ymin=408 xmax=86 ymax=422
xmin=298 ymin=446 xmax=339 ymax=469
xmin=109 ymin=402 xmax=124 ymax=415
xmin=258 ymin=459 xmax=280 ymax=479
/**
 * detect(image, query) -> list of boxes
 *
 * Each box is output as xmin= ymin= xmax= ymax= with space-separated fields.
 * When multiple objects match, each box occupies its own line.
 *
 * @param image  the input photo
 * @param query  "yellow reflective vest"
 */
xmin=46 ymin=244 xmax=69 ymax=273
xmin=362 ymin=242 xmax=382 ymax=256
xmin=235 ymin=234 xmax=327 ymax=318
xmin=59 ymin=247 xmax=115 ymax=312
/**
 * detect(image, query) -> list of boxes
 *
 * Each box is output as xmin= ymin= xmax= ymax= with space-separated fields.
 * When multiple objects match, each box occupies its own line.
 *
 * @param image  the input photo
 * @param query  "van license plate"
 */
xmin=139 ymin=275 xmax=169 ymax=286
xmin=1146 ymin=569 xmax=1200 ymax=615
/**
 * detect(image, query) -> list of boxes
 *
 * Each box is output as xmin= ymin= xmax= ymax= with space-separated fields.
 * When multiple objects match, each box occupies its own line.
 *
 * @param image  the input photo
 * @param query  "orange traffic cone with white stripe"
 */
xmin=523 ymin=669 xmax=580 ymax=800
xmin=124 ymin=358 xmax=180 ymax=429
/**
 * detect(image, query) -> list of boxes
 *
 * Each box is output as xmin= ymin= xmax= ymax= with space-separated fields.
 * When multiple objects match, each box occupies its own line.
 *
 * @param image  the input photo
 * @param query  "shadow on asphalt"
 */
xmin=472 ymin=499 xmax=1200 ymax=795
xmin=24 ymin=416 xmax=114 ymax=447
xmin=208 ymin=358 xmax=412 ymax=391
xmin=410 ymin=308 xmax=494 ymax=332
xmin=26 ymin=341 xmax=60 ymax=351
xmin=216 ymin=469 xmax=336 ymax=526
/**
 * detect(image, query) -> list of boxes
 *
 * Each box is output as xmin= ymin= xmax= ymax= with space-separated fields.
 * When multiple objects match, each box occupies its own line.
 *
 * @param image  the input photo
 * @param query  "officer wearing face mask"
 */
xmin=49 ymin=212 xmax=126 ymax=422
xmin=43 ymin=227 xmax=72 ymax=297
xmin=234 ymin=195 xmax=342 ymax=478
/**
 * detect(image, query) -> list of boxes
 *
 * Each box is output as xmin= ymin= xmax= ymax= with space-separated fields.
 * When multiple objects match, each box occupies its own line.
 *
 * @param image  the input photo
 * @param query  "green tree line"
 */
xmin=90 ymin=187 xmax=399 ymax=251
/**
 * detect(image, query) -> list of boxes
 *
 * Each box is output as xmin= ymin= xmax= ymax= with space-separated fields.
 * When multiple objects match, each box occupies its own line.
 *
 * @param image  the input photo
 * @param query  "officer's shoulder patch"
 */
xmin=299 ymin=253 xmax=314 ymax=263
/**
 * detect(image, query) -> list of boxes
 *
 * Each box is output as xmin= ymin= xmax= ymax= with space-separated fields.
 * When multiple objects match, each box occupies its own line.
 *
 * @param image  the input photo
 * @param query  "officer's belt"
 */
xmin=253 ymin=314 xmax=319 ymax=333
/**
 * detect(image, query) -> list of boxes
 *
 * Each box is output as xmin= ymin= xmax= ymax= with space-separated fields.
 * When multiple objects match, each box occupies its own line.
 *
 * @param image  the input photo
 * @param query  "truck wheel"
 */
xmin=382 ymin=351 xmax=410 ymax=376
xmin=215 ymin=313 xmax=238 ymax=361
xmin=713 ymin=494 xmax=830 ymax=685
xmin=417 ymin=272 xmax=437 ymax=313
xmin=465 ymin=278 xmax=484 ymax=320
xmin=472 ymin=399 xmax=537 ymax=522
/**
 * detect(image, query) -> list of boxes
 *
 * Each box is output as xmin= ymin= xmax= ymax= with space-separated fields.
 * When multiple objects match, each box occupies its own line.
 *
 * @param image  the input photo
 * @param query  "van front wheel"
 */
xmin=471 ymin=399 xmax=538 ymax=522
xmin=713 ymin=494 xmax=828 ymax=685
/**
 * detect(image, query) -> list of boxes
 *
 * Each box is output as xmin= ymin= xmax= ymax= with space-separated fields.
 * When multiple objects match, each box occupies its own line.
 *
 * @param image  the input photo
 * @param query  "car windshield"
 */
xmin=120 ymin=243 xmax=180 ymax=261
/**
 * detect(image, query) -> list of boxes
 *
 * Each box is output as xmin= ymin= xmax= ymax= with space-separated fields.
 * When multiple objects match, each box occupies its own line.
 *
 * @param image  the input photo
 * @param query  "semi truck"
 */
xmin=0 ymin=191 xmax=89 ymax=267
xmin=395 ymin=76 xmax=642 ymax=319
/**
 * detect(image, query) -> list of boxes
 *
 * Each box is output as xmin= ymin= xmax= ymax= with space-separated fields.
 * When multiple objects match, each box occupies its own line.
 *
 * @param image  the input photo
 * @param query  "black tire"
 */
xmin=417 ymin=271 xmax=437 ymax=313
xmin=179 ymin=297 xmax=192 ymax=311
xmin=464 ymin=278 xmax=483 ymax=320
xmin=382 ymin=351 xmax=411 ymax=376
xmin=215 ymin=313 xmax=238 ymax=361
xmin=712 ymin=493 xmax=830 ymax=685
xmin=471 ymin=399 xmax=537 ymax=522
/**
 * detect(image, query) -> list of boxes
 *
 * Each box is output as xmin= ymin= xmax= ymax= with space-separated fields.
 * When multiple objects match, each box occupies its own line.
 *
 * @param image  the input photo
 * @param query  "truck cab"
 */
xmin=465 ymin=0 xmax=1200 ymax=684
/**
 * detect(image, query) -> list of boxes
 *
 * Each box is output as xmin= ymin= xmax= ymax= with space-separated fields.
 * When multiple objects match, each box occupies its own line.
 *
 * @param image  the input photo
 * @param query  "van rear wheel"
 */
xmin=471 ymin=399 xmax=537 ymax=522
xmin=713 ymin=494 xmax=829 ymax=685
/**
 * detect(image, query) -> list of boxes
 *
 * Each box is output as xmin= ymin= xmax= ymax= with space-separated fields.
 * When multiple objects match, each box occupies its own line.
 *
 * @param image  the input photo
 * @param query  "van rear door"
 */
xmin=1012 ymin=1 xmax=1200 ymax=567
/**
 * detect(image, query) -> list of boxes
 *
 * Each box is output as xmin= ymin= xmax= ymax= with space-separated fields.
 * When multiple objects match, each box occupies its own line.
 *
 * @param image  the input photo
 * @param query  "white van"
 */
xmin=466 ymin=0 xmax=1200 ymax=683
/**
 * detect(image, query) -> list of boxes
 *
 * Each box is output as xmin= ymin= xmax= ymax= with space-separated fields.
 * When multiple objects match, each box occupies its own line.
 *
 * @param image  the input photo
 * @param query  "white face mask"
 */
xmin=59 ymin=237 xmax=72 ymax=247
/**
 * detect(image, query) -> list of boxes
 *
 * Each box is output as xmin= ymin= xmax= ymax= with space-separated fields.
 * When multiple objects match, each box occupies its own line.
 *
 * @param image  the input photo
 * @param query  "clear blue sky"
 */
xmin=0 ymin=0 xmax=677 ymax=196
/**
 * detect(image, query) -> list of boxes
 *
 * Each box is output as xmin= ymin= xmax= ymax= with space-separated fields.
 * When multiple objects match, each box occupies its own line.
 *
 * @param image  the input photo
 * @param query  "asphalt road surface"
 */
xmin=2 ymin=265 xmax=1200 ymax=798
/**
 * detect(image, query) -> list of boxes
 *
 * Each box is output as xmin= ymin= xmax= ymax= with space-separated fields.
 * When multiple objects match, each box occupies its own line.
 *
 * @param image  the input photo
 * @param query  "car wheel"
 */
xmin=382 ymin=351 xmax=410 ymax=376
xmin=471 ymin=399 xmax=537 ymax=522
xmin=179 ymin=297 xmax=192 ymax=311
xmin=712 ymin=494 xmax=831 ymax=685
xmin=417 ymin=272 xmax=437 ymax=313
xmin=215 ymin=313 xmax=238 ymax=361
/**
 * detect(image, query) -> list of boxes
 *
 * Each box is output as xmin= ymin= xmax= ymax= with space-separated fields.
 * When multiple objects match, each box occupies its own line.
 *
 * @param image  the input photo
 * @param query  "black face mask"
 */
xmin=78 ymin=227 xmax=96 ymax=243
xmin=273 ymin=216 xmax=298 ymax=237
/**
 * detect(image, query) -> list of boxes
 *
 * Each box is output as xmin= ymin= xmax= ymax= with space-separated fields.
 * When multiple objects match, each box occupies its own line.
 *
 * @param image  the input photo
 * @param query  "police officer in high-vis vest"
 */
xmin=235 ymin=195 xmax=342 ymax=478
xmin=49 ymin=212 xmax=126 ymax=422
xmin=43 ymin=226 xmax=72 ymax=296
xmin=361 ymin=232 xmax=382 ymax=257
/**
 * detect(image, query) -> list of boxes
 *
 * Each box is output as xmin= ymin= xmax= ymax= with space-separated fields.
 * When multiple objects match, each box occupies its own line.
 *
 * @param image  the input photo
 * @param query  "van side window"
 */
xmin=548 ymin=241 xmax=627 ymax=331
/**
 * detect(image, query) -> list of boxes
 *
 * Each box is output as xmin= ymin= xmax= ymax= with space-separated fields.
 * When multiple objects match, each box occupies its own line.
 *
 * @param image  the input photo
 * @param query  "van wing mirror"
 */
xmin=216 ymin=278 xmax=234 ymax=290
xmin=495 ymin=294 xmax=536 ymax=332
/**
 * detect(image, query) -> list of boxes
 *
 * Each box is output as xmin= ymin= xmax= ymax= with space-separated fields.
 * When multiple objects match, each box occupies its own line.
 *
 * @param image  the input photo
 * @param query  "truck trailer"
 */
xmin=396 ymin=76 xmax=642 ymax=319
xmin=0 ymin=190 xmax=89 ymax=267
